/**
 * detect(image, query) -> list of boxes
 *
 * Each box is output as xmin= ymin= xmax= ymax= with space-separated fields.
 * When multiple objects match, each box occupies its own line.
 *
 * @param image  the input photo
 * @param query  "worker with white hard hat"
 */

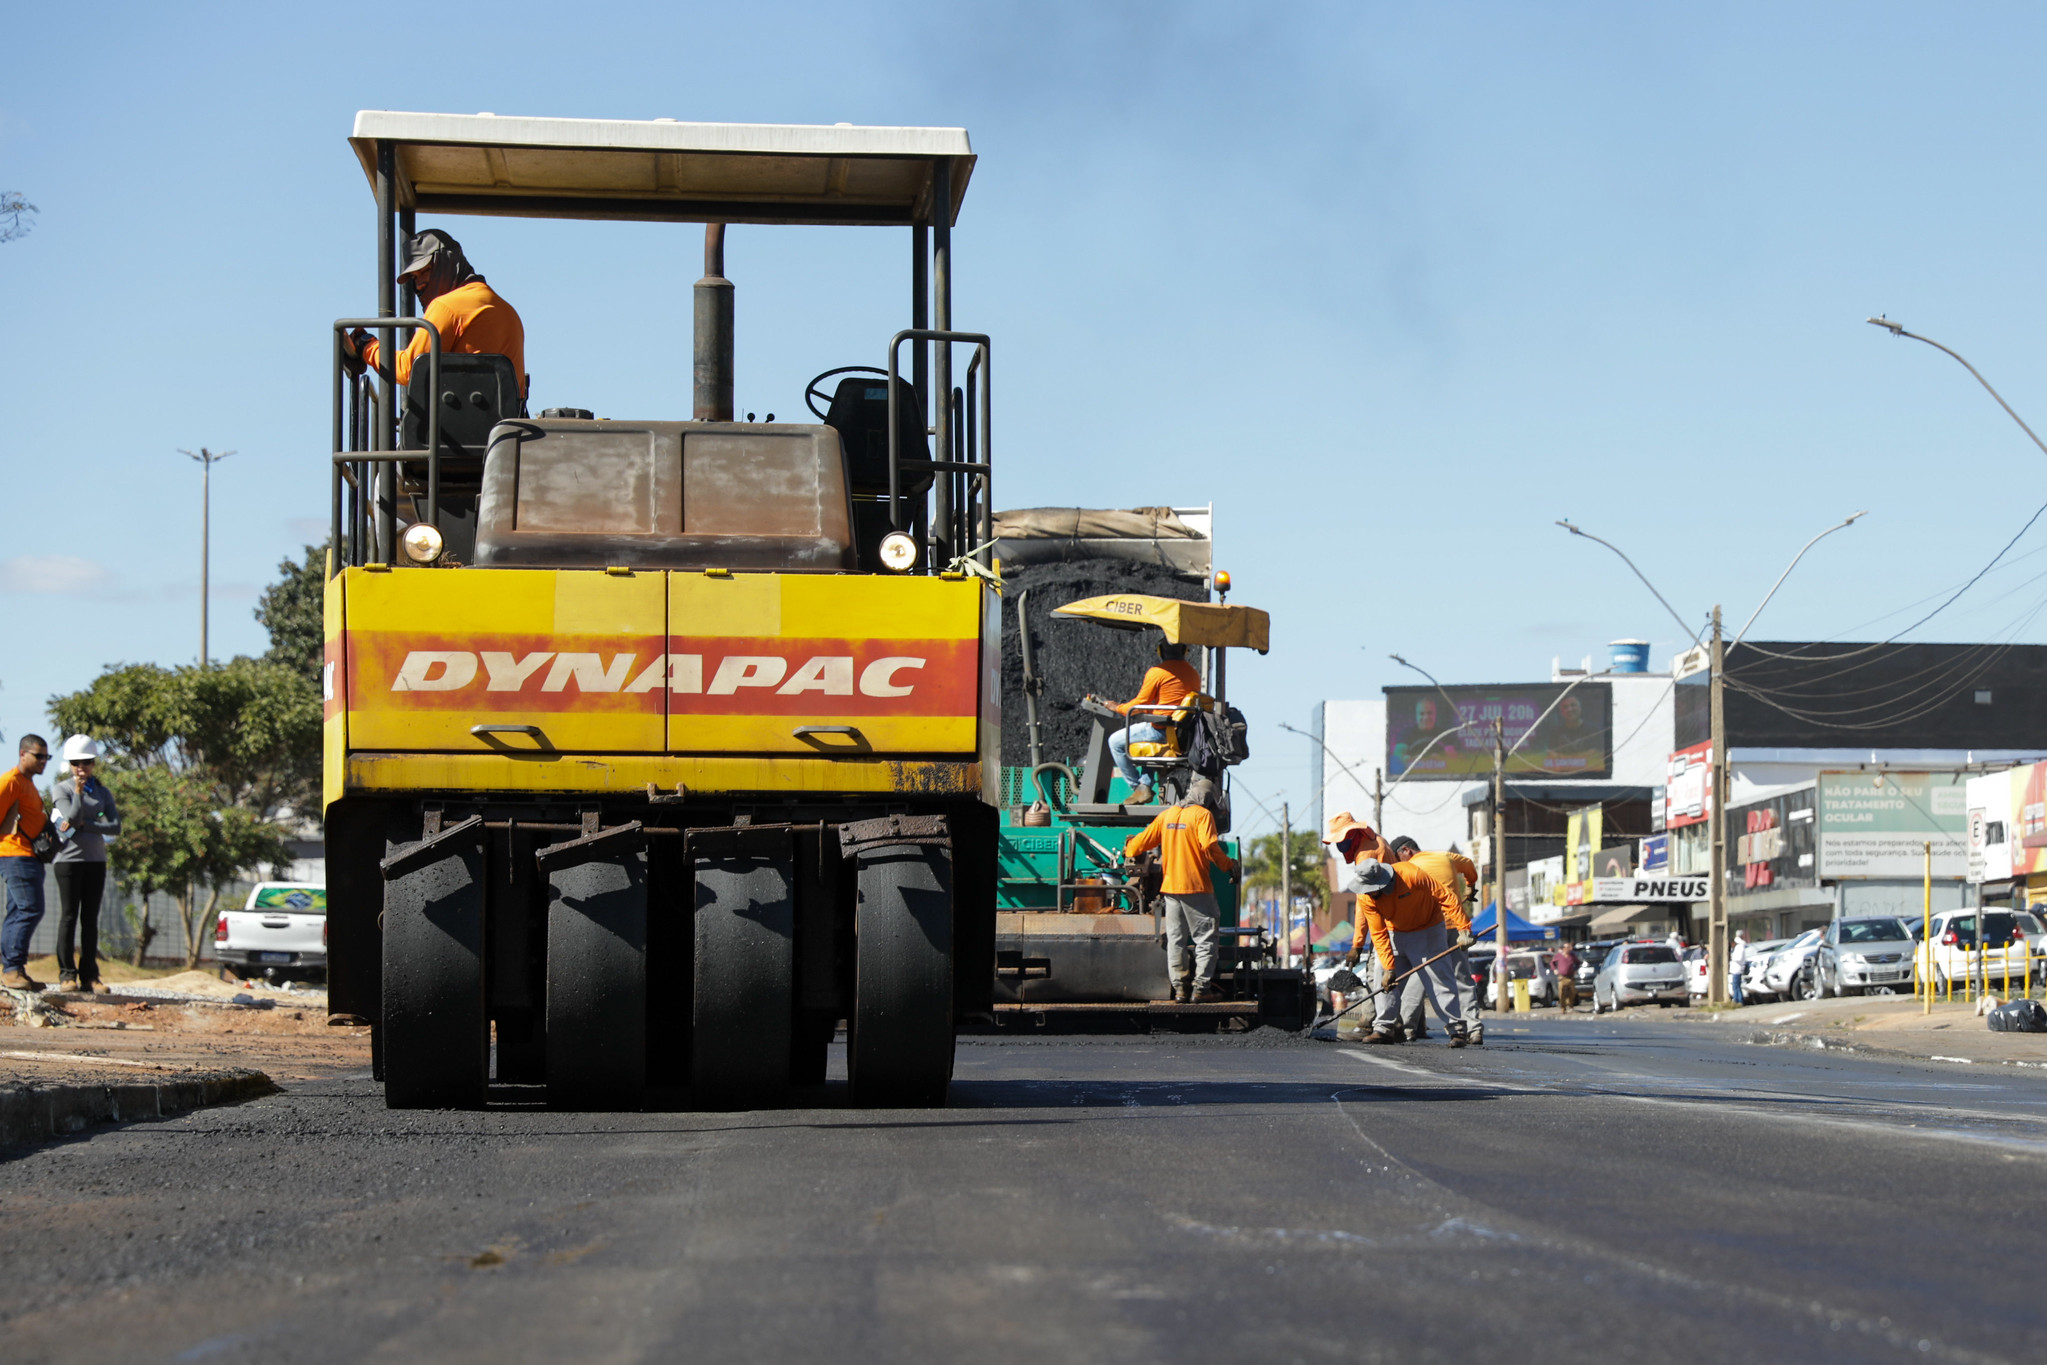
xmin=52 ymin=735 xmax=122 ymax=993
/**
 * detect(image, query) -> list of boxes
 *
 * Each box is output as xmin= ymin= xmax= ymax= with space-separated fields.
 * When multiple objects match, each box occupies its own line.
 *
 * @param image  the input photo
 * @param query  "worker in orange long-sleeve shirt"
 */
xmin=1390 ymin=835 xmax=1485 ymax=1044
xmin=341 ymin=230 xmax=527 ymax=397
xmin=1332 ymin=828 xmax=1471 ymax=1046
xmin=1124 ymin=778 xmax=1237 ymax=1003
xmin=1089 ymin=640 xmax=1203 ymax=805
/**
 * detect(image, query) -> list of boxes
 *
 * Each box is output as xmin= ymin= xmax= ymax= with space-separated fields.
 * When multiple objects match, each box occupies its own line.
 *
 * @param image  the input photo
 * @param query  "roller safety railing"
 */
xmin=885 ymin=327 xmax=991 ymax=571
xmin=329 ymin=317 xmax=441 ymax=576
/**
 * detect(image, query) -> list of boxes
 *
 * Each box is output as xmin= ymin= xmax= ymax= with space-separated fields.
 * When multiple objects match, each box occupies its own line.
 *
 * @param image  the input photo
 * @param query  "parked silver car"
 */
xmin=1592 ymin=941 xmax=1689 ymax=1012
xmin=1814 ymin=917 xmax=1916 ymax=997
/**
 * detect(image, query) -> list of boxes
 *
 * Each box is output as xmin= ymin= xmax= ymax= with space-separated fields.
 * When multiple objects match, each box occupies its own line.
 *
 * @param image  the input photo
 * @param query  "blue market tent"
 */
xmin=1469 ymin=904 xmax=1557 ymax=942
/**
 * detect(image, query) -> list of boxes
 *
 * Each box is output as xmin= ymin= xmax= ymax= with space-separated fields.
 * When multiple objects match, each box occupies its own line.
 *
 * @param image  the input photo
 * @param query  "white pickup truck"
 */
xmin=216 ymin=882 xmax=327 ymax=981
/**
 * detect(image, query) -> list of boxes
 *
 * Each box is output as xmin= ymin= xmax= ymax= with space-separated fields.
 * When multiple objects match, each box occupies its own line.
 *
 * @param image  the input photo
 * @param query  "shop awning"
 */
xmin=1587 ymin=903 xmax=1670 ymax=934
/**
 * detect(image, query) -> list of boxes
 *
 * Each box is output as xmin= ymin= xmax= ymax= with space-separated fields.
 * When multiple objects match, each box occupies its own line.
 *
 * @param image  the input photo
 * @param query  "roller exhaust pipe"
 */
xmin=694 ymin=223 xmax=734 ymax=421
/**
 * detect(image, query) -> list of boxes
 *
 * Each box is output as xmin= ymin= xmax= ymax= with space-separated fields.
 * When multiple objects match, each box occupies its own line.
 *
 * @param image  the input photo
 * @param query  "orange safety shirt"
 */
xmin=1405 ymin=849 xmax=1478 ymax=904
xmin=0 ymin=766 xmax=48 ymax=859
xmin=1353 ymin=862 xmax=1469 ymax=973
xmin=362 ymin=279 xmax=528 ymax=394
xmin=1116 ymin=660 xmax=1202 ymax=716
xmin=1125 ymin=803 xmax=1232 ymax=896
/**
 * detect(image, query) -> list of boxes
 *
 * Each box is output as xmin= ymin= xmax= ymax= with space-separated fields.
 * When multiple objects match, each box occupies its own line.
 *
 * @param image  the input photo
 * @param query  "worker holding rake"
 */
xmin=1327 ymin=814 xmax=1472 ymax=1047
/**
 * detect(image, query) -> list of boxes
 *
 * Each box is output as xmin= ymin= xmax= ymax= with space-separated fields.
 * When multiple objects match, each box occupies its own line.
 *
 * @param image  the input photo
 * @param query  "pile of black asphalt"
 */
xmin=1000 ymin=559 xmax=1206 ymax=771
xmin=7 ymin=1021 xmax=2046 ymax=1363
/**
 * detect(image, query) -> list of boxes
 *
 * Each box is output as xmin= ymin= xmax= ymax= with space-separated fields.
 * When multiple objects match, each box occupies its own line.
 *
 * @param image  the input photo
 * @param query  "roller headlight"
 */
xmin=401 ymin=522 xmax=445 ymax=564
xmin=877 ymin=531 xmax=918 ymax=573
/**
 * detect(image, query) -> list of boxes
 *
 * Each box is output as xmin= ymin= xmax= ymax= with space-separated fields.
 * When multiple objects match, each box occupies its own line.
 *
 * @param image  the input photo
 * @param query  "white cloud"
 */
xmin=0 ymin=555 xmax=116 ymax=595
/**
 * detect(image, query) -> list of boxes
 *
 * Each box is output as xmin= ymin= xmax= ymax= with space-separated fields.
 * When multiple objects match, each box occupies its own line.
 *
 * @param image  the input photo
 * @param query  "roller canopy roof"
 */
xmin=349 ymin=111 xmax=975 ymax=226
xmin=1053 ymin=595 xmax=1271 ymax=651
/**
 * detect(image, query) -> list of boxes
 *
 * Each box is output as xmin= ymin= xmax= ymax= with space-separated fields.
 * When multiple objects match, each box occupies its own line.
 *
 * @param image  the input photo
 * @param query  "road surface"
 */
xmin=5 ymin=1014 xmax=2044 ymax=1363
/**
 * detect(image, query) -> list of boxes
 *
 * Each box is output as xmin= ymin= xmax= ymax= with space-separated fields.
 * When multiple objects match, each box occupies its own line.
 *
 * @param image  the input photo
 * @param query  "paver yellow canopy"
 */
xmin=1052 ymin=594 xmax=1271 ymax=651
xmin=323 ymin=110 xmax=997 ymax=1112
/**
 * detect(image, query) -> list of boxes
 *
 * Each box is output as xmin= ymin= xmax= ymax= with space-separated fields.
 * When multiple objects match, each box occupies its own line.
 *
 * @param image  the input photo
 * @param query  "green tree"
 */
xmin=49 ymin=660 xmax=317 ymax=967
xmin=254 ymin=542 xmax=328 ymax=684
xmin=1241 ymin=827 xmax=1327 ymax=922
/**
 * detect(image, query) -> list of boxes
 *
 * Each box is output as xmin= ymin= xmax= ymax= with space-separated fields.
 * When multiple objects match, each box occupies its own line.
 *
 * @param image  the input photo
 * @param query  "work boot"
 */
xmin=1129 ymin=785 xmax=1156 ymax=806
xmin=1360 ymin=1030 xmax=1400 ymax=1045
xmin=1468 ymin=1021 xmax=1485 ymax=1046
xmin=1191 ymin=986 xmax=1225 ymax=1004
xmin=1173 ymin=980 xmax=1192 ymax=1004
xmin=57 ymin=972 xmax=79 ymax=992
xmin=88 ymin=979 xmax=111 ymax=995
xmin=2 ymin=968 xmax=44 ymax=993
xmin=1449 ymin=1026 xmax=1469 ymax=1049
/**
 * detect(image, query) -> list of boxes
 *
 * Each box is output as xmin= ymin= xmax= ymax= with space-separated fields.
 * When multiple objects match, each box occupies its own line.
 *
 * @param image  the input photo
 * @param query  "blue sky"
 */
xmin=6 ymin=2 xmax=2047 ymax=835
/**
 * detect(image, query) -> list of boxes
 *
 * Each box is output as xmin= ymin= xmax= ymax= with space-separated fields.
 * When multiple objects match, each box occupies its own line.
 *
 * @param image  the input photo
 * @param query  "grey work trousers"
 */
xmin=1163 ymin=891 xmax=1219 ymax=989
xmin=1374 ymin=921 xmax=1465 ymax=1036
xmin=1402 ymin=945 xmax=1479 ymax=1034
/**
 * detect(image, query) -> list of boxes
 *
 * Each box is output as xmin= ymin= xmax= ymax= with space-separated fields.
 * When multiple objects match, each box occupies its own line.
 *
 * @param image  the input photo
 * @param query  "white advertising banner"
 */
xmin=1816 ymin=771 xmax=1969 ymax=879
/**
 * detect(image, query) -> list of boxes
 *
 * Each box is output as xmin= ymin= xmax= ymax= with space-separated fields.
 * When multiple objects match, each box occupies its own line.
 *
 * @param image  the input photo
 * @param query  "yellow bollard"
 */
xmin=1511 ymin=977 xmax=1531 ymax=1013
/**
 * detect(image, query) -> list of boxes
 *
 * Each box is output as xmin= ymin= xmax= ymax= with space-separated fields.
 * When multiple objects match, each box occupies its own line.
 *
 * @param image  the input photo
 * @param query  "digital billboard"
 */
xmin=1384 ymin=683 xmax=1612 ymax=780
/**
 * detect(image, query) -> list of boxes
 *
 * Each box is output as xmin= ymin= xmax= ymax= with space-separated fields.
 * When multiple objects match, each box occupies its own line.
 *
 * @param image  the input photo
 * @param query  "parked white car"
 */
xmin=1485 ymin=951 xmax=1557 ymax=1007
xmin=1757 ymin=928 xmax=1825 ymax=1001
xmin=1732 ymin=938 xmax=1791 ymax=1002
xmin=216 ymin=882 xmax=327 ymax=981
xmin=1911 ymin=909 xmax=2047 ymax=993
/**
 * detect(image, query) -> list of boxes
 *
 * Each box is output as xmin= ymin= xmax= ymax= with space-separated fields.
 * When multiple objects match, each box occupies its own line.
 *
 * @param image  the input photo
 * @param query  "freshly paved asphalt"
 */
xmin=6 ymin=1014 xmax=2046 ymax=1364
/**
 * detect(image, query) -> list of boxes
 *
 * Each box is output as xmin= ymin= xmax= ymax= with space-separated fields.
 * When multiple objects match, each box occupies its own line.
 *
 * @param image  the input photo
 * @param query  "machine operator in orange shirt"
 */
xmin=1089 ymin=640 xmax=1203 ymax=805
xmin=1125 ymin=778 xmax=1237 ymax=1003
xmin=1331 ymin=816 xmax=1472 ymax=1046
xmin=340 ymin=230 xmax=528 ymax=398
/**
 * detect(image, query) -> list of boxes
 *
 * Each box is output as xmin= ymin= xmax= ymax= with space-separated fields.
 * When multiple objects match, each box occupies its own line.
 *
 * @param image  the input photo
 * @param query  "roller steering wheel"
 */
xmin=805 ymin=365 xmax=890 ymax=420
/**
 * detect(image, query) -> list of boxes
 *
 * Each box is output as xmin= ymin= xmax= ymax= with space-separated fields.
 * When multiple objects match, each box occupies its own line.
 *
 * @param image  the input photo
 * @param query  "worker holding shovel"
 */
xmin=1331 ymin=817 xmax=1472 ymax=1046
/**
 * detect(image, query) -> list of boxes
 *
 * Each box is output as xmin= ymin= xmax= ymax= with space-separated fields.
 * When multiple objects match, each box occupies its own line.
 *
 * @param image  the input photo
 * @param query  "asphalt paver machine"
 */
xmin=322 ymin=111 xmax=1000 ymax=1109
xmin=992 ymin=590 xmax=1314 ymax=1030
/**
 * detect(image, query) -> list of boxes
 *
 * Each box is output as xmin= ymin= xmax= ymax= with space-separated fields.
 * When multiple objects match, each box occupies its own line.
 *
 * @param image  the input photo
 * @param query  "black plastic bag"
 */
xmin=1987 ymin=999 xmax=2047 ymax=1033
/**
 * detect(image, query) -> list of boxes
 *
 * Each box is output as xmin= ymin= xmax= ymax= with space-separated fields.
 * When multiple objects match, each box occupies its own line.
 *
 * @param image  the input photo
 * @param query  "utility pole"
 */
xmin=181 ymin=447 xmax=234 ymax=666
xmin=1493 ymin=718 xmax=1508 ymax=1012
xmin=1372 ymin=768 xmax=1383 ymax=834
xmin=1707 ymin=604 xmax=1728 ymax=1004
xmin=1280 ymin=801 xmax=1293 ymax=967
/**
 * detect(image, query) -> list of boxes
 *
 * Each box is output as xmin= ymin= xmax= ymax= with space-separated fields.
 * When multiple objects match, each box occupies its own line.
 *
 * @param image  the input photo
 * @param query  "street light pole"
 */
xmin=180 ymin=447 xmax=234 ymax=667
xmin=1708 ymin=605 xmax=1729 ymax=1005
xmin=1281 ymin=800 xmax=1293 ymax=967
xmin=1493 ymin=717 xmax=1508 ymax=1011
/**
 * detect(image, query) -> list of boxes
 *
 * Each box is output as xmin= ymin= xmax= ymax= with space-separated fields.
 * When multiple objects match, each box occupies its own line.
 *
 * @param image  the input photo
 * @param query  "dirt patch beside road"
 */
xmin=1 ymin=988 xmax=371 ymax=1090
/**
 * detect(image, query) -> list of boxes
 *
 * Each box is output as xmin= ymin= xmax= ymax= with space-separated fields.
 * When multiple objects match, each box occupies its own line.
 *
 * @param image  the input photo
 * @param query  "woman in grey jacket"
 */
xmin=53 ymin=735 xmax=121 ymax=992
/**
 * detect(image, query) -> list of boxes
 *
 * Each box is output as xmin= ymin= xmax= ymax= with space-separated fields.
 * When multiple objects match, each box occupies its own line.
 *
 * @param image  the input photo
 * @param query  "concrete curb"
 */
xmin=0 ymin=1069 xmax=277 ymax=1150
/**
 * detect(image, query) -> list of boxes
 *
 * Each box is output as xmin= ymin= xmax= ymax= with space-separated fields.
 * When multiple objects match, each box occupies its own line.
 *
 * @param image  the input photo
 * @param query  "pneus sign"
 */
xmin=1589 ymin=876 xmax=1708 ymax=903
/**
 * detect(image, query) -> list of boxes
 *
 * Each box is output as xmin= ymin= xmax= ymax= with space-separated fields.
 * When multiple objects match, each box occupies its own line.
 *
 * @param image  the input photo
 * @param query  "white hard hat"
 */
xmin=61 ymin=735 xmax=100 ymax=765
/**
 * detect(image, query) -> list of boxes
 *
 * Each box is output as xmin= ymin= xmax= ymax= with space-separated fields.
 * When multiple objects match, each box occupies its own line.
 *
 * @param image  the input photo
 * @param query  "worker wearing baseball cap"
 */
xmin=341 ymin=229 xmax=527 ymax=397
xmin=1335 ymin=854 xmax=1471 ymax=1046
xmin=1124 ymin=778 xmax=1237 ymax=1003
xmin=1322 ymin=811 xmax=1391 ymax=865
